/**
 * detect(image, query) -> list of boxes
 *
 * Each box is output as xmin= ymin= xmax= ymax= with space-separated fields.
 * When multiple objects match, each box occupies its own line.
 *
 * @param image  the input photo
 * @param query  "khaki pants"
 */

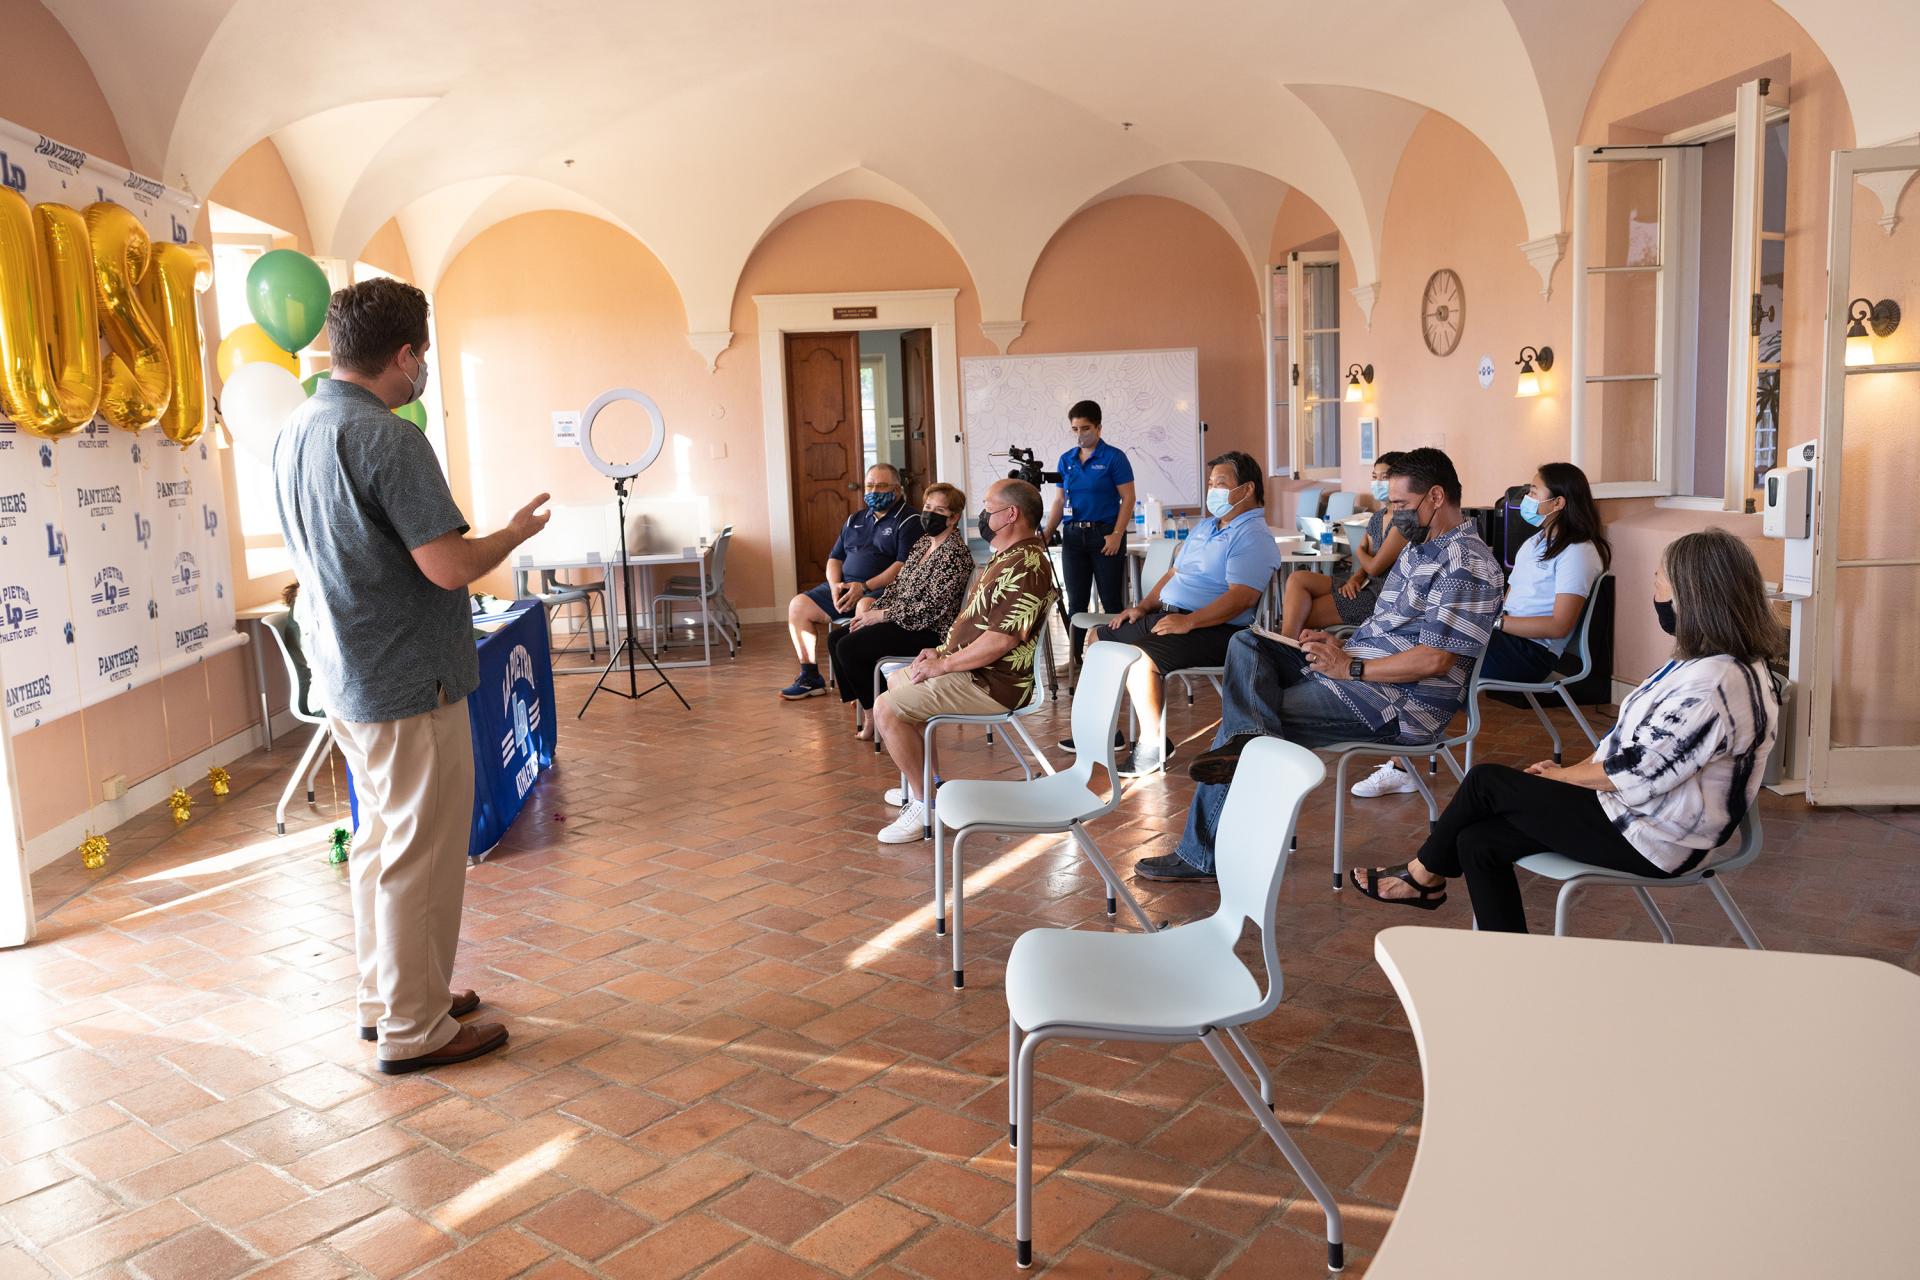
xmin=329 ymin=697 xmax=474 ymax=1059
xmin=880 ymin=668 xmax=1009 ymax=723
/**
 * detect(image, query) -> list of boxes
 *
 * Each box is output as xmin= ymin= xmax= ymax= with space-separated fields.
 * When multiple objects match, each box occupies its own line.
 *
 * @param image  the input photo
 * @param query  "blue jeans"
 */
xmin=1173 ymin=630 xmax=1396 ymax=871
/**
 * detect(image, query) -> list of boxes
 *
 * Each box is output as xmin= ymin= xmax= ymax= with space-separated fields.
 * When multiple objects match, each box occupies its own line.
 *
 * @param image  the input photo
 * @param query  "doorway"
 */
xmin=784 ymin=326 xmax=935 ymax=588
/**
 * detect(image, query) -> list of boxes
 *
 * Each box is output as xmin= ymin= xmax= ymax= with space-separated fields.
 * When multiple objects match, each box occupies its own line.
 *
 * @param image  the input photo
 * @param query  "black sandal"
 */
xmin=1349 ymin=864 xmax=1448 ymax=910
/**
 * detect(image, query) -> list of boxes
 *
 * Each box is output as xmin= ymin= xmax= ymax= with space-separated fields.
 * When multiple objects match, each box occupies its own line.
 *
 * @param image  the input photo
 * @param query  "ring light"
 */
xmin=578 ymin=387 xmax=666 ymax=480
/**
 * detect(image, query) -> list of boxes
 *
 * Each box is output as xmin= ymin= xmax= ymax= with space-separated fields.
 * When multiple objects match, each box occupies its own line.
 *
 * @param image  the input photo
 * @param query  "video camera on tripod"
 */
xmin=1001 ymin=445 xmax=1061 ymax=487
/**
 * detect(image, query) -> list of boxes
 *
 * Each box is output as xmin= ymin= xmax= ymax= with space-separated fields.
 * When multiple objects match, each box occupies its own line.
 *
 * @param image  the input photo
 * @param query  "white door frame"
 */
xmin=754 ymin=288 xmax=962 ymax=607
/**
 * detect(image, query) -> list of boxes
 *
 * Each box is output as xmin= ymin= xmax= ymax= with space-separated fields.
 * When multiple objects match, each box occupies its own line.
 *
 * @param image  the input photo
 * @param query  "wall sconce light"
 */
xmin=1514 ymin=345 xmax=1553 ymax=398
xmin=1844 ymin=297 xmax=1901 ymax=367
xmin=1345 ymin=363 xmax=1373 ymax=403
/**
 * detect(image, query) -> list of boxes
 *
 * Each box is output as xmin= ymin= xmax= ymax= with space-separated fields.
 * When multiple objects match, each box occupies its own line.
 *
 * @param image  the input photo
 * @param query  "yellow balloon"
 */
xmin=0 ymin=190 xmax=101 ymax=437
xmin=216 ymin=321 xmax=296 ymax=381
xmin=140 ymin=242 xmax=212 ymax=446
xmin=85 ymin=202 xmax=170 ymax=432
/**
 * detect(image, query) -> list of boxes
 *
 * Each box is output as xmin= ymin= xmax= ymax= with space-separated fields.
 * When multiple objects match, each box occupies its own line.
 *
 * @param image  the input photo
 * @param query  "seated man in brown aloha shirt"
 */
xmin=871 ymin=477 xmax=1058 ymax=844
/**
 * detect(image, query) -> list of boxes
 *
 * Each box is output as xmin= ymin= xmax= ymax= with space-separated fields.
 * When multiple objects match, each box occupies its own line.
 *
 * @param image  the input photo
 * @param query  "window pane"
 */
xmin=1758 ymin=237 xmax=1784 ymax=365
xmin=1304 ymin=400 xmax=1341 ymax=471
xmin=211 ymin=243 xmax=262 ymax=339
xmin=1583 ymin=378 xmax=1659 ymax=485
xmin=1301 ymin=260 xmax=1338 ymax=333
xmin=1271 ymin=267 xmax=1290 ymax=473
xmin=1751 ymin=369 xmax=1780 ymax=491
xmin=1762 ymin=119 xmax=1790 ymax=235
xmin=1836 ymin=368 xmax=1920 ymax=563
xmin=1583 ymin=269 xmax=1659 ymax=376
xmin=1832 ymin=565 xmax=1920 ymax=747
xmin=1585 ymin=159 xmax=1662 ymax=268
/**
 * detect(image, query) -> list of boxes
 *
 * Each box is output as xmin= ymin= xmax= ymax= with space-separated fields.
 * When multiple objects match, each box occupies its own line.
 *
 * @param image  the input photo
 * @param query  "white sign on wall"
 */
xmin=0 ymin=120 xmax=239 ymax=732
xmin=1476 ymin=354 xmax=1497 ymax=389
xmin=551 ymin=411 xmax=579 ymax=447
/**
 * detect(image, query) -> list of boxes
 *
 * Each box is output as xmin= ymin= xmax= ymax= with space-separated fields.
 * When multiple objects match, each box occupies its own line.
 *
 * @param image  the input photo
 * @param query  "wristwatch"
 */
xmin=1348 ymin=658 xmax=1366 ymax=681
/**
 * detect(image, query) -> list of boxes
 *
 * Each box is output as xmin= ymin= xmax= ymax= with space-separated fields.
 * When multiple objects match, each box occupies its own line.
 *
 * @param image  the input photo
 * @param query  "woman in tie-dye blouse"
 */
xmin=1352 ymin=528 xmax=1781 ymax=932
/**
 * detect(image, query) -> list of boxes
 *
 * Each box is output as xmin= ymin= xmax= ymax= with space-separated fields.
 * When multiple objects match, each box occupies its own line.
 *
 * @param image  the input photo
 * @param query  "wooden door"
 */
xmin=785 ymin=332 xmax=862 ymax=588
xmin=900 ymin=328 xmax=934 ymax=508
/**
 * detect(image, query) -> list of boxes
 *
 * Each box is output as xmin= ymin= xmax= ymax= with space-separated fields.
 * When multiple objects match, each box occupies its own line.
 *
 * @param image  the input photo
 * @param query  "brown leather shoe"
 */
xmin=359 ymin=990 xmax=482 ymax=1042
xmin=376 ymin=1021 xmax=508 ymax=1075
xmin=1187 ymin=733 xmax=1262 ymax=786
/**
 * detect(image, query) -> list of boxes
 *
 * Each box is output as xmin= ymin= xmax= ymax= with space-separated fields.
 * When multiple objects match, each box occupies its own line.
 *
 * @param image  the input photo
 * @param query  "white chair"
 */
xmin=1471 ymin=573 xmax=1611 ymax=763
xmin=1325 ymin=646 xmax=1490 ymax=891
xmin=1323 ymin=491 xmax=1359 ymax=521
xmin=653 ymin=525 xmax=740 ymax=657
xmin=522 ymin=568 xmax=611 ymax=661
xmin=931 ymin=641 xmax=1155 ymax=989
xmin=1003 ymin=737 xmax=1345 ymax=1273
xmin=261 ymin=611 xmax=333 ymax=836
xmin=1516 ymin=809 xmax=1765 ymax=949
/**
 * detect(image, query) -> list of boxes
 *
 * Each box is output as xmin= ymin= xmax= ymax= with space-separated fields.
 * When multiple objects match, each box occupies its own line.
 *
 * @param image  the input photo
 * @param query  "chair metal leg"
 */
xmin=1525 ymin=691 xmax=1563 ymax=764
xmin=1332 ymin=753 xmax=1355 ymax=890
xmin=1006 ymin=718 xmax=1056 ymax=777
xmin=1014 ymin=1029 xmax=1054 ymax=1268
xmin=1633 ymin=885 xmax=1677 ymax=944
xmin=1201 ymin=1031 xmax=1344 ymax=1272
xmin=276 ymin=724 xmax=330 ymax=834
xmin=1551 ymin=882 xmax=1580 ymax=937
xmin=1223 ymin=1025 xmax=1275 ymax=1109
xmin=949 ymin=828 xmax=968 ymax=988
xmin=1707 ymin=874 xmax=1765 ymax=950
xmin=932 ymin=810 xmax=947 ymax=940
xmin=922 ymin=724 xmax=936 ymax=840
xmin=1068 ymin=826 xmax=1154 ymax=932
xmin=1402 ymin=758 xmax=1442 ymax=824
xmin=1007 ymin=1016 xmax=1023 ymax=1146
xmin=1555 ymin=682 xmax=1602 ymax=747
xmin=302 ymin=733 xmax=329 ymax=802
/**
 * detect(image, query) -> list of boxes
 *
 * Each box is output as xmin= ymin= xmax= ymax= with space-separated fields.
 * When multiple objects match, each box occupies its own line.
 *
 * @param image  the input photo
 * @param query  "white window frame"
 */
xmin=1573 ymin=78 xmax=1785 ymax=508
xmin=858 ymin=353 xmax=887 ymax=473
xmin=1265 ymin=261 xmax=1290 ymax=477
xmin=1289 ymin=250 xmax=1342 ymax=480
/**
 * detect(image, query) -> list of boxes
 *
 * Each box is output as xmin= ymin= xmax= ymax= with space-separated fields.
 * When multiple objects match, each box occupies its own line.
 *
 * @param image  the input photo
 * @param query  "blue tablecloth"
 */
xmin=349 ymin=601 xmax=558 ymax=858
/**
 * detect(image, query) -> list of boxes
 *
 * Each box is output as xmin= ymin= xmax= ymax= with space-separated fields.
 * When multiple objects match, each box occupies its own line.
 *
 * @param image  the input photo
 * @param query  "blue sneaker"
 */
xmin=779 ymin=671 xmax=828 ymax=700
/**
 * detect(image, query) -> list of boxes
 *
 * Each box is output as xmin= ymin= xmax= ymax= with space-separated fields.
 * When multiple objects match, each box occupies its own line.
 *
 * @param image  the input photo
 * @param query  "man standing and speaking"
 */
xmin=274 ymin=278 xmax=549 ymax=1073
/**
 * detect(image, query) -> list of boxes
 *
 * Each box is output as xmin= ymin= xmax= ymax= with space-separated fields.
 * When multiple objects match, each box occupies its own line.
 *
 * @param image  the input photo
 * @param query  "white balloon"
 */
xmin=222 ymin=361 xmax=308 ymax=462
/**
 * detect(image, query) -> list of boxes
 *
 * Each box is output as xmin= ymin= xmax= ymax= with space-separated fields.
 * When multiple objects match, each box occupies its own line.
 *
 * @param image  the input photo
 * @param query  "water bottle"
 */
xmin=1133 ymin=500 xmax=1145 ymax=539
xmin=1319 ymin=524 xmax=1335 ymax=555
xmin=1177 ymin=514 xmax=1191 ymax=540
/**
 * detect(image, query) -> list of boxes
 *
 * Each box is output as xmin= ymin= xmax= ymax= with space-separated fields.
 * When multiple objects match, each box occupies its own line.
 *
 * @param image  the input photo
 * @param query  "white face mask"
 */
xmin=402 ymin=348 xmax=430 ymax=405
xmin=1205 ymin=486 xmax=1235 ymax=518
xmin=1370 ymin=479 xmax=1390 ymax=502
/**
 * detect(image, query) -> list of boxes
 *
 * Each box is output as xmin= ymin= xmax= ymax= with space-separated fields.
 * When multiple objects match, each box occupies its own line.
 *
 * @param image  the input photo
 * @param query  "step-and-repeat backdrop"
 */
xmin=0 ymin=122 xmax=237 ymax=733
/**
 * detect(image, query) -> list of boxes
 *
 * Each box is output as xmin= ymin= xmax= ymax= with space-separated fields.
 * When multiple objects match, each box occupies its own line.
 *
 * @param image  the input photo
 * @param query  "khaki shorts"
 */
xmin=880 ymin=668 xmax=1008 ymax=724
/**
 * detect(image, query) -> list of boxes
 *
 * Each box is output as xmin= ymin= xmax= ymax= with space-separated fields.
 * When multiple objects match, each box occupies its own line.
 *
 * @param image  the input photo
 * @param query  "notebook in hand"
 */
xmin=1247 ymin=624 xmax=1302 ymax=649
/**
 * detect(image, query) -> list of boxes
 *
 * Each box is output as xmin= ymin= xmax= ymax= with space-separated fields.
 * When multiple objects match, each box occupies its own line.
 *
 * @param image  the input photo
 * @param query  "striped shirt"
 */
xmin=1597 ymin=656 xmax=1777 ymax=871
xmin=1322 ymin=520 xmax=1503 ymax=742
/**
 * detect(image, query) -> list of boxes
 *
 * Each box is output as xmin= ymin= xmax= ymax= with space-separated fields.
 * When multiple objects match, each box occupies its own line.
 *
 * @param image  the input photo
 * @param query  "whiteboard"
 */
xmin=960 ymin=348 xmax=1202 ymax=507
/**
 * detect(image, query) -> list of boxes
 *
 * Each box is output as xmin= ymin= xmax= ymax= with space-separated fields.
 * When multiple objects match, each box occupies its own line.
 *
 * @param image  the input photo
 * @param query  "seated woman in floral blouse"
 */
xmin=828 ymin=482 xmax=975 ymax=740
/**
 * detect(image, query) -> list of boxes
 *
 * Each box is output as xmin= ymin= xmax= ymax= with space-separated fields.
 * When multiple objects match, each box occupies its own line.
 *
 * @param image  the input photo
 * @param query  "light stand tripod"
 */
xmin=577 ymin=475 xmax=691 ymax=717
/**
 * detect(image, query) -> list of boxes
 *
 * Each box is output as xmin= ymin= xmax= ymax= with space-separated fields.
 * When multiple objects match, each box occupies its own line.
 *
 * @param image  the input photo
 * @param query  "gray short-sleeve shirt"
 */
xmin=273 ymin=379 xmax=476 ymax=723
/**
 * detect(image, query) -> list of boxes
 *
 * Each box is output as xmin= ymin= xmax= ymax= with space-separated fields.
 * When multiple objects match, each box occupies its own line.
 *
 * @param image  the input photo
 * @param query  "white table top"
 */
xmin=1370 ymin=926 xmax=1920 ymax=1278
xmin=515 ymin=545 xmax=707 ymax=571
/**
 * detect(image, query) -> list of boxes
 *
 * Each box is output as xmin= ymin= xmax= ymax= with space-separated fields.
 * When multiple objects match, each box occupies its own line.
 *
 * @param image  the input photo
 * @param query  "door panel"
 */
xmin=900 ymin=328 xmax=933 ymax=508
xmin=785 ymin=332 xmax=862 ymax=588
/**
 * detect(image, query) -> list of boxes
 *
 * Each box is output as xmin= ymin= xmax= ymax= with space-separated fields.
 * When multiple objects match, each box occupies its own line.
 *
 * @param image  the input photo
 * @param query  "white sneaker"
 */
xmin=883 ymin=786 xmax=907 ymax=807
xmin=1351 ymin=762 xmax=1417 ymax=798
xmin=878 ymin=799 xmax=928 ymax=843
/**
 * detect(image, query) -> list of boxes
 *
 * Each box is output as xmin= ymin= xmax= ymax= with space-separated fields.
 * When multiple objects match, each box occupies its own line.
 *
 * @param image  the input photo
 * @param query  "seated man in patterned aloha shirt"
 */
xmin=1134 ymin=447 xmax=1504 ymax=883
xmin=871 ymin=478 xmax=1058 ymax=844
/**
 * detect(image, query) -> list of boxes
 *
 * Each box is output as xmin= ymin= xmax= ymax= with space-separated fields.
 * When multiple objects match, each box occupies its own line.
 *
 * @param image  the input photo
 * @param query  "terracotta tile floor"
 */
xmin=8 ymin=622 xmax=1919 ymax=1278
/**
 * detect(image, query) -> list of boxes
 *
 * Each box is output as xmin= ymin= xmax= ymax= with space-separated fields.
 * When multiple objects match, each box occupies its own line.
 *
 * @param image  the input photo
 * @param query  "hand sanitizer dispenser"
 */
xmin=1767 ymin=441 xmax=1817 ymax=598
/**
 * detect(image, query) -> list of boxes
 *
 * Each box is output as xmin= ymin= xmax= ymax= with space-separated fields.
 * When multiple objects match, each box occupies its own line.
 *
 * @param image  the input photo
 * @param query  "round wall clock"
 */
xmin=1421 ymin=268 xmax=1465 ymax=357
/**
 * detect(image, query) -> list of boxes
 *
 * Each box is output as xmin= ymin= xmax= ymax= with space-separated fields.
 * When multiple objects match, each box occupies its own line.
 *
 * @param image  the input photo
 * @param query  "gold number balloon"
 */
xmin=0 ymin=190 xmax=102 ymax=437
xmin=84 ymin=201 xmax=170 ymax=432
xmin=139 ymin=241 xmax=212 ymax=446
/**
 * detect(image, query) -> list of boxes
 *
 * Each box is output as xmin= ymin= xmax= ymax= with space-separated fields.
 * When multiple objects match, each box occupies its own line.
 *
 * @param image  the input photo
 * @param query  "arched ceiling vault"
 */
xmin=37 ymin=0 xmax=1918 ymax=362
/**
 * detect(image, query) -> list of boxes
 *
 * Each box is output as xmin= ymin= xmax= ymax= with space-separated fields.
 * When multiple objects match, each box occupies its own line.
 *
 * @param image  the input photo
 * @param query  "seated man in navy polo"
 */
xmin=781 ymin=463 xmax=923 ymax=699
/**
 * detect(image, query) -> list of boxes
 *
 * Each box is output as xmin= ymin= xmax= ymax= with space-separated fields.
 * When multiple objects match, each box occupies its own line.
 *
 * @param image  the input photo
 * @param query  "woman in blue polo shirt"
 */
xmin=1090 ymin=451 xmax=1280 ymax=777
xmin=1039 ymin=399 xmax=1135 ymax=665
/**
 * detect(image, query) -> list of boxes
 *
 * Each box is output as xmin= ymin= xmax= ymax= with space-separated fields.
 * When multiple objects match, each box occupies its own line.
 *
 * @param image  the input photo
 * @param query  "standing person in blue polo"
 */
xmin=1089 ymin=451 xmax=1281 ymax=777
xmin=1039 ymin=399 xmax=1135 ymax=667
xmin=780 ymin=463 xmax=923 ymax=700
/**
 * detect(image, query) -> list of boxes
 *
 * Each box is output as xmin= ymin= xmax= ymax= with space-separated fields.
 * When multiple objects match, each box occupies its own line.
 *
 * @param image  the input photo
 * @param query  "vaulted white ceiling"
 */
xmin=39 ymin=0 xmax=1920 ymax=362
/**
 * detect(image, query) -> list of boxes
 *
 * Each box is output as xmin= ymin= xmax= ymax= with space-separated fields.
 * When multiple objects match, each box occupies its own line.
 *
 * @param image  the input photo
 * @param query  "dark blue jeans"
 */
xmin=1174 ymin=631 xmax=1396 ymax=872
xmin=1060 ymin=522 xmax=1126 ymax=662
xmin=1481 ymin=629 xmax=1560 ymax=684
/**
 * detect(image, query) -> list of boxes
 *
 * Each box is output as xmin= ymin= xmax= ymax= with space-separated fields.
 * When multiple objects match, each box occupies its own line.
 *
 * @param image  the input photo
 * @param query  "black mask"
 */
xmin=1655 ymin=599 xmax=1677 ymax=636
xmin=921 ymin=512 xmax=948 ymax=536
xmin=977 ymin=508 xmax=998 ymax=542
xmin=1391 ymin=493 xmax=1433 ymax=546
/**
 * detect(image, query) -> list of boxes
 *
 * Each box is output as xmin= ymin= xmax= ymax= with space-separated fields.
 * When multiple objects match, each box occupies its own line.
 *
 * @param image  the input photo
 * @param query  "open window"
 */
xmin=1269 ymin=251 xmax=1341 ymax=479
xmin=1571 ymin=78 xmax=1785 ymax=510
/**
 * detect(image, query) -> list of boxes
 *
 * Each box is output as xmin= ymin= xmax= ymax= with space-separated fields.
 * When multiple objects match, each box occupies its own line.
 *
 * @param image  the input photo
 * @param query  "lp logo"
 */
xmin=0 ymin=151 xmax=24 ymax=192
xmin=203 ymin=505 xmax=218 ymax=536
xmin=44 ymin=524 xmax=66 ymax=565
xmin=134 ymin=513 xmax=151 ymax=548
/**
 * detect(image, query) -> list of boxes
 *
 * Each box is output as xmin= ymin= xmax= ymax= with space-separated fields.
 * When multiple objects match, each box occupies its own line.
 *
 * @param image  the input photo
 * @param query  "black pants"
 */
xmin=1415 ymin=764 xmax=1680 ymax=933
xmin=1060 ymin=522 xmax=1126 ymax=662
xmin=827 ymin=620 xmax=942 ymax=710
xmin=1481 ymin=629 xmax=1561 ymax=684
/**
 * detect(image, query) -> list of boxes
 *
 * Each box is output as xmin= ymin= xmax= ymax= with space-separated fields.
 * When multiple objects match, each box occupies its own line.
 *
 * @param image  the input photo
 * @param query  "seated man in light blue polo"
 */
xmin=1090 ymin=451 xmax=1281 ymax=777
xmin=781 ymin=463 xmax=922 ymax=699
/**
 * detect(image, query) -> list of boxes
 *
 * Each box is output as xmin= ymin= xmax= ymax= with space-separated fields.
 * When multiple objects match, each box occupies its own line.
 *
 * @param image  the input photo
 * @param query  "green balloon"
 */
xmin=394 ymin=401 xmax=428 ymax=430
xmin=301 ymin=371 xmax=331 ymax=397
xmin=246 ymin=249 xmax=331 ymax=353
